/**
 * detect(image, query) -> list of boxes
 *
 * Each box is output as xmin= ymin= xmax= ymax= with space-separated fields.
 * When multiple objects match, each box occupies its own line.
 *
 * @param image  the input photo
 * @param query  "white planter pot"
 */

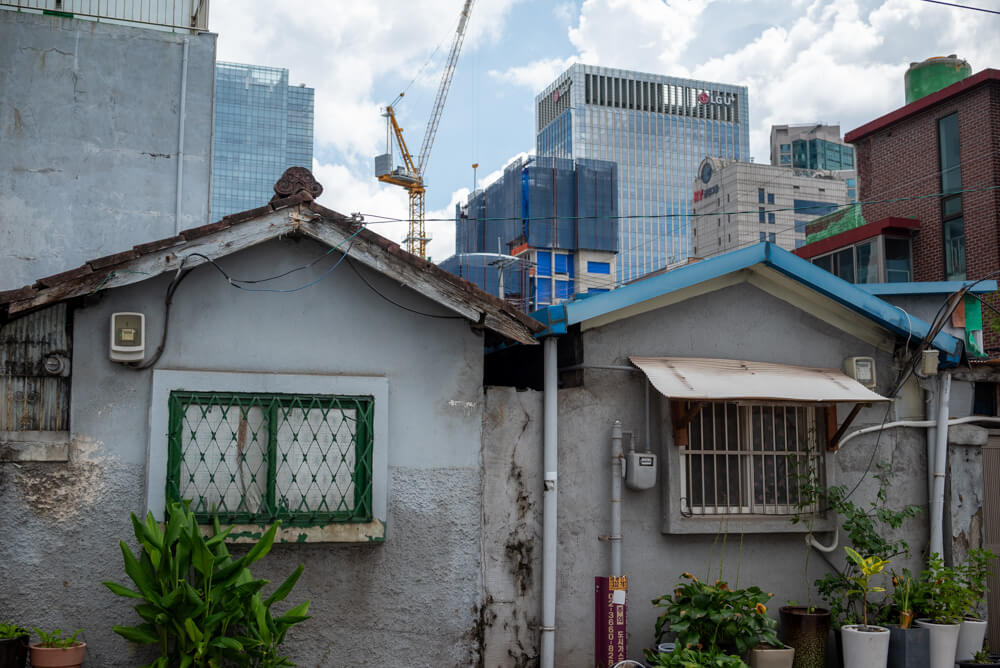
xmin=956 ymin=617 xmax=988 ymax=662
xmin=841 ymin=624 xmax=890 ymax=668
xmin=914 ymin=619 xmax=961 ymax=668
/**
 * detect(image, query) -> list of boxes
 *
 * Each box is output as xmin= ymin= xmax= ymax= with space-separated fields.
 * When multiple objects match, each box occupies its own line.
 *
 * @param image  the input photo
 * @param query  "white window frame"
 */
xmin=148 ymin=369 xmax=388 ymax=543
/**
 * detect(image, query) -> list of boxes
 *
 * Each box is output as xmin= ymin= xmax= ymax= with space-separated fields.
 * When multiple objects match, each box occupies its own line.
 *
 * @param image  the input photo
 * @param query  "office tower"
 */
xmin=441 ymin=156 xmax=618 ymax=311
xmin=691 ymin=157 xmax=849 ymax=258
xmin=769 ymin=124 xmax=857 ymax=202
xmin=536 ymin=64 xmax=749 ymax=283
xmin=210 ymin=62 xmax=314 ymax=222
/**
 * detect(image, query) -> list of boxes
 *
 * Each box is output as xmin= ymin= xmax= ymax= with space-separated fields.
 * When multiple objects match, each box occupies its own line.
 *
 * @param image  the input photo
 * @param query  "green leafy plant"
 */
xmin=843 ymin=547 xmax=888 ymax=630
xmin=971 ymin=647 xmax=992 ymax=664
xmin=960 ymin=548 xmax=997 ymax=619
xmin=0 ymin=622 xmax=28 ymax=640
xmin=652 ymin=572 xmax=779 ymax=655
xmin=912 ymin=553 xmax=967 ymax=624
xmin=103 ymin=500 xmax=310 ymax=668
xmin=891 ymin=569 xmax=915 ymax=628
xmin=32 ymin=628 xmax=82 ymax=649
xmin=643 ymin=646 xmax=749 ymax=668
xmin=792 ymin=462 xmax=919 ymax=627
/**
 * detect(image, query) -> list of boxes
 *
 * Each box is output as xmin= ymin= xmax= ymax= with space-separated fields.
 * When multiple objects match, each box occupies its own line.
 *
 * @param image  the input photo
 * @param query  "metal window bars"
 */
xmin=166 ymin=391 xmax=374 ymax=526
xmin=680 ymin=402 xmax=825 ymax=516
xmin=1 ymin=0 xmax=209 ymax=32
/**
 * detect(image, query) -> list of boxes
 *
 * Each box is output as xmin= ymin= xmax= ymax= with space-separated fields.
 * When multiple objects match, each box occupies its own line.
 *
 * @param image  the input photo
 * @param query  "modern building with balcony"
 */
xmin=210 ymin=63 xmax=314 ymax=222
xmin=535 ymin=64 xmax=749 ymax=284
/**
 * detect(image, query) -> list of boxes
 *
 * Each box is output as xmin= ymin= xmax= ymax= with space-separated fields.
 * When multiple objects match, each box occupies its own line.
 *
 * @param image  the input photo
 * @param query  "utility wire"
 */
xmin=346 ymin=259 xmax=464 ymax=319
xmin=919 ymin=0 xmax=1000 ymax=14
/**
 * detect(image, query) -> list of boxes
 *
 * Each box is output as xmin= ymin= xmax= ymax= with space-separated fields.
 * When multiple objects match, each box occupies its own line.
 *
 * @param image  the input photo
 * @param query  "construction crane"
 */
xmin=374 ymin=0 xmax=475 ymax=260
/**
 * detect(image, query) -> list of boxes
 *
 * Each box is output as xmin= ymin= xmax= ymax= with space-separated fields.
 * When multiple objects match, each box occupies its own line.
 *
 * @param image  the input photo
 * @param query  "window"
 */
xmin=939 ymin=113 xmax=964 ymax=280
xmin=587 ymin=261 xmax=611 ymax=274
xmin=166 ymin=391 xmax=374 ymax=525
xmin=680 ymin=402 xmax=824 ymax=516
xmin=759 ymin=232 xmax=766 ymax=242
xmin=758 ymin=188 xmax=765 ymax=203
xmin=768 ymin=233 xmax=776 ymax=243
xmin=767 ymin=193 xmax=774 ymax=205
xmin=555 ymin=280 xmax=572 ymax=300
xmin=855 ymin=241 xmax=878 ymax=284
xmin=758 ymin=208 xmax=766 ymax=224
xmin=885 ymin=237 xmax=912 ymax=282
xmin=536 ymin=251 xmax=552 ymax=277
xmin=554 ymin=253 xmax=569 ymax=275
xmin=768 ymin=212 xmax=776 ymax=225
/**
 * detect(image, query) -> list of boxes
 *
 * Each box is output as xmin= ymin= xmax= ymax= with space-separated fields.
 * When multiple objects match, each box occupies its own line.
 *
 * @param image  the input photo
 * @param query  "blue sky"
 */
xmin=212 ymin=0 xmax=1000 ymax=261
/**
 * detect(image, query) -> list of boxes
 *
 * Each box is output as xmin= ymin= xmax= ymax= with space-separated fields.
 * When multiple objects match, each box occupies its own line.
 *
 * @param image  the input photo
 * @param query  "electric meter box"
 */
xmin=110 ymin=312 xmax=145 ymax=362
xmin=625 ymin=451 xmax=657 ymax=490
xmin=844 ymin=356 xmax=876 ymax=389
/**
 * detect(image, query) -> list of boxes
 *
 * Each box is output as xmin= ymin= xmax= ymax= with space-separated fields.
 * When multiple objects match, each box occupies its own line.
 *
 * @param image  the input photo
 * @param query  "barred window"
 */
xmin=680 ymin=402 xmax=825 ymax=516
xmin=166 ymin=391 xmax=373 ymax=526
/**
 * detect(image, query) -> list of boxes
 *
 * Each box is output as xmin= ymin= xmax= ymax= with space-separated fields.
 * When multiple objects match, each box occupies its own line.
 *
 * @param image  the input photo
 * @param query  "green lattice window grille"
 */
xmin=166 ymin=391 xmax=373 ymax=526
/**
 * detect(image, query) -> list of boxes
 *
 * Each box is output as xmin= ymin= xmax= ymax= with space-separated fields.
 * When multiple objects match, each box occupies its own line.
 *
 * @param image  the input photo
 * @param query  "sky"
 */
xmin=210 ymin=0 xmax=1000 ymax=263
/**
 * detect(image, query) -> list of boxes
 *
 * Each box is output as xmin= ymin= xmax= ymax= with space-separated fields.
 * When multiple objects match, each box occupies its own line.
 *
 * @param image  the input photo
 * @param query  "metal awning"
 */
xmin=629 ymin=356 xmax=889 ymax=403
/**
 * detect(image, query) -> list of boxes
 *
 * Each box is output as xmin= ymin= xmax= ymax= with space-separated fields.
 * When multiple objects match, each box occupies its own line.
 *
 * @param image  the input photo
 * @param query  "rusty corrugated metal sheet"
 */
xmin=1 ymin=304 xmax=70 ymax=432
xmin=629 ymin=356 xmax=890 ymax=403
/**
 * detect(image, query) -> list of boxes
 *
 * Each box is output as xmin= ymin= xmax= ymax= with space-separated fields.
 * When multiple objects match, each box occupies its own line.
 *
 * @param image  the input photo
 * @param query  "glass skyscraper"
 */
xmin=536 ymin=64 xmax=749 ymax=283
xmin=210 ymin=62 xmax=315 ymax=222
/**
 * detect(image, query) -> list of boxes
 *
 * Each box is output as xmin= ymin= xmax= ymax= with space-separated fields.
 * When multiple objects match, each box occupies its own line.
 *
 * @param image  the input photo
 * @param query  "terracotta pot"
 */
xmin=841 ymin=624 xmax=890 ymax=668
xmin=750 ymin=643 xmax=795 ymax=668
xmin=887 ymin=624 xmax=929 ymax=668
xmin=914 ymin=619 xmax=960 ymax=668
xmin=0 ymin=635 xmax=29 ymax=668
xmin=779 ymin=606 xmax=830 ymax=668
xmin=27 ymin=643 xmax=85 ymax=668
xmin=956 ymin=617 xmax=988 ymax=662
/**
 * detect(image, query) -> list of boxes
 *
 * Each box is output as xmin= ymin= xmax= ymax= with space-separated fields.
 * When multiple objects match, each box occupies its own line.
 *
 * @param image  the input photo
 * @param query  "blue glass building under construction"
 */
xmin=439 ymin=156 xmax=618 ymax=311
xmin=536 ymin=64 xmax=749 ymax=284
xmin=210 ymin=62 xmax=314 ymax=222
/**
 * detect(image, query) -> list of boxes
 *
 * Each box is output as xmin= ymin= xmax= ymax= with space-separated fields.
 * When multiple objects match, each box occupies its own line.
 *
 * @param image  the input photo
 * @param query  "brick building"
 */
xmin=844 ymin=68 xmax=1000 ymax=283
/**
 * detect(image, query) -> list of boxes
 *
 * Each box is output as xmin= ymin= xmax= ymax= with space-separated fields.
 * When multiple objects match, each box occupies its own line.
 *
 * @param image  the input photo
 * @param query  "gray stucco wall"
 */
xmin=484 ymin=281 xmax=935 ymax=665
xmin=0 ymin=10 xmax=216 ymax=290
xmin=0 ymin=238 xmax=487 ymax=666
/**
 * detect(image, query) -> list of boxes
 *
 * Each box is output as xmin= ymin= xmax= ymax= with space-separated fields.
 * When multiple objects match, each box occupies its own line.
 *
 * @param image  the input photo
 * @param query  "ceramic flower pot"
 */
xmin=914 ymin=619 xmax=960 ymax=668
xmin=779 ymin=606 xmax=830 ymax=668
xmin=887 ymin=624 xmax=929 ymax=668
xmin=27 ymin=643 xmax=85 ymax=668
xmin=841 ymin=624 xmax=890 ymax=668
xmin=0 ymin=635 xmax=29 ymax=668
xmin=957 ymin=660 xmax=1000 ymax=668
xmin=956 ymin=617 xmax=988 ymax=662
xmin=750 ymin=643 xmax=795 ymax=668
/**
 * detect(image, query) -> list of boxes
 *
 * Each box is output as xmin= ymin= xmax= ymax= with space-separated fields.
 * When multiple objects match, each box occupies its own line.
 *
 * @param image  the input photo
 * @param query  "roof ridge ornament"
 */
xmin=272 ymin=166 xmax=323 ymax=201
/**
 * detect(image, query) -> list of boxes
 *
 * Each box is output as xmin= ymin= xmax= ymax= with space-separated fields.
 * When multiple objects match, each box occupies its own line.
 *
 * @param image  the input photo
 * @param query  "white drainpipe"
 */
xmin=925 ymin=383 xmax=937 ymax=528
xmin=175 ymin=38 xmax=190 ymax=234
xmin=611 ymin=420 xmax=623 ymax=577
xmin=540 ymin=336 xmax=558 ymax=668
xmin=930 ymin=371 xmax=952 ymax=557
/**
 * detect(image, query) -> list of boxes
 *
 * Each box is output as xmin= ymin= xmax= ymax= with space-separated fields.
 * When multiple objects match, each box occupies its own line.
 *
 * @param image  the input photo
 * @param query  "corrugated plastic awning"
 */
xmin=629 ymin=356 xmax=889 ymax=403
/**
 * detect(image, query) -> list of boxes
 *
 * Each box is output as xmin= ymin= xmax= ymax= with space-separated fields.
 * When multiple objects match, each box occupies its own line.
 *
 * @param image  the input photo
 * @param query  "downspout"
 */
xmin=541 ymin=336 xmax=558 ymax=668
xmin=175 ymin=38 xmax=190 ymax=234
xmin=930 ymin=371 xmax=952 ymax=557
xmin=610 ymin=420 xmax=623 ymax=576
xmin=925 ymin=382 xmax=937 ymax=526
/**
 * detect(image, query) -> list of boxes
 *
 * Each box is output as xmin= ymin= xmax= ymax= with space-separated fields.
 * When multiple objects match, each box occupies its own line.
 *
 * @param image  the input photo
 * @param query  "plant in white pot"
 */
xmin=840 ymin=547 xmax=891 ymax=668
xmin=913 ymin=554 xmax=967 ymax=668
xmin=956 ymin=549 xmax=996 ymax=663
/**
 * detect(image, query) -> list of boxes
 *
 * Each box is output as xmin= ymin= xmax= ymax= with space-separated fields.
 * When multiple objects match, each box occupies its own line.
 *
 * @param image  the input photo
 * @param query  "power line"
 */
xmin=919 ymin=0 xmax=1000 ymax=14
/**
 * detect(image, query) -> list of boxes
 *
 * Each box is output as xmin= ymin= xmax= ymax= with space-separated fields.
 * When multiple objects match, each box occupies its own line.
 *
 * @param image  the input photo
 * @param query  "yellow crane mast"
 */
xmin=375 ymin=0 xmax=475 ymax=260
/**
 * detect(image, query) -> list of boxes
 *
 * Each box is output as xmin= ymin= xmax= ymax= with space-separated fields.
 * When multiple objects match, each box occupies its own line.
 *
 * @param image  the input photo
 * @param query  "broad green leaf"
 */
xmin=104 ymin=580 xmax=144 ymax=599
xmin=243 ymin=521 xmax=280 ymax=566
xmin=184 ymin=618 xmax=203 ymax=643
xmin=120 ymin=541 xmax=159 ymax=603
xmin=209 ymin=637 xmax=244 ymax=650
xmin=264 ymin=565 xmax=304 ymax=607
xmin=113 ymin=623 xmax=159 ymax=644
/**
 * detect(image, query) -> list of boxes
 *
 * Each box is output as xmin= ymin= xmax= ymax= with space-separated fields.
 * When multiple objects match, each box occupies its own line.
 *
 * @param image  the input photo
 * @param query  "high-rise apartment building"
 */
xmin=536 ymin=64 xmax=749 ymax=284
xmin=691 ymin=157 xmax=849 ymax=258
xmin=210 ymin=62 xmax=314 ymax=222
xmin=770 ymin=124 xmax=857 ymax=199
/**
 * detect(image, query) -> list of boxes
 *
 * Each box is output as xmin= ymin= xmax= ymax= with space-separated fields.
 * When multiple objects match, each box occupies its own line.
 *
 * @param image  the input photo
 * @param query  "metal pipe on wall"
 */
xmin=540 ymin=336 xmax=558 ymax=668
xmin=930 ymin=371 xmax=952 ymax=557
xmin=611 ymin=420 xmax=623 ymax=577
xmin=926 ymin=383 xmax=938 ymax=527
xmin=175 ymin=37 xmax=190 ymax=234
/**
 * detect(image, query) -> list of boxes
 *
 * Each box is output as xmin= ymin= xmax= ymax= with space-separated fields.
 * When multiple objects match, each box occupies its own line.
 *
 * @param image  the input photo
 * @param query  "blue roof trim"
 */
xmin=860 ymin=280 xmax=998 ymax=296
xmin=535 ymin=243 xmax=964 ymax=365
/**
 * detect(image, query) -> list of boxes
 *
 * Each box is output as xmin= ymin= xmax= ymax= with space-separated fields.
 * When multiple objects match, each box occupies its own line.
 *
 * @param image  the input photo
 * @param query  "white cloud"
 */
xmin=489 ymin=57 xmax=577 ymax=92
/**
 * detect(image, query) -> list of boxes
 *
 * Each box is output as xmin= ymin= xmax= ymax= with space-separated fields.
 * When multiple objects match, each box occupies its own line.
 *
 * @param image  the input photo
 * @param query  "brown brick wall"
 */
xmin=854 ymin=81 xmax=1000 ymax=283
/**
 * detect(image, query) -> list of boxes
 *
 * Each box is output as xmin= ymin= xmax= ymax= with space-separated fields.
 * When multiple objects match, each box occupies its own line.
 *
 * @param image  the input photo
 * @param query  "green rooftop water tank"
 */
xmin=905 ymin=55 xmax=972 ymax=104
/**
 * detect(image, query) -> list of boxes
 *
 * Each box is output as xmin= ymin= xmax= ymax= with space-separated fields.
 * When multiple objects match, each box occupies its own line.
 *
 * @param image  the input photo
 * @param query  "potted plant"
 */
xmin=27 ymin=629 xmax=84 ymax=668
xmin=958 ymin=647 xmax=1000 ymax=668
xmin=839 ymin=547 xmax=890 ymax=668
xmin=956 ymin=549 xmax=996 ymax=663
xmin=887 ymin=569 xmax=929 ymax=668
xmin=644 ymin=646 xmax=749 ymax=667
xmin=0 ymin=622 xmax=29 ymax=668
xmin=652 ymin=572 xmax=779 ymax=660
xmin=913 ymin=553 xmax=967 ymax=668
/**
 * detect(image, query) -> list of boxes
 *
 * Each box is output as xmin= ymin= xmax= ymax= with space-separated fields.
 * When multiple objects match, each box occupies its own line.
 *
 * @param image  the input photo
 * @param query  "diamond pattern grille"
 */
xmin=167 ymin=391 xmax=373 ymax=525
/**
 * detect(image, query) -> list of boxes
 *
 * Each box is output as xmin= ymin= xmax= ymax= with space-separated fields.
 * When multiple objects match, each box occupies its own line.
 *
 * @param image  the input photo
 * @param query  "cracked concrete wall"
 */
xmin=0 ymin=10 xmax=216 ymax=290
xmin=481 ymin=282 xmax=935 ymax=665
xmin=0 ymin=238 xmax=487 ymax=666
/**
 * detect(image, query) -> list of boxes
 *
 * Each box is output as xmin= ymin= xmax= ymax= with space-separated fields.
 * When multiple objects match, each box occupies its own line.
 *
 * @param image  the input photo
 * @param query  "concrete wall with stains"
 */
xmin=0 ymin=238 xmax=488 ymax=666
xmin=483 ymin=281 xmax=942 ymax=665
xmin=0 ymin=10 xmax=216 ymax=290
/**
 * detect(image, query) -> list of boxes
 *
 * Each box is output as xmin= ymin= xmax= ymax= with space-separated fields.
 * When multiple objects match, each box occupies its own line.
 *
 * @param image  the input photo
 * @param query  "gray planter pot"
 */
xmin=887 ymin=624 xmax=929 ymax=668
xmin=750 ymin=644 xmax=795 ymax=668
